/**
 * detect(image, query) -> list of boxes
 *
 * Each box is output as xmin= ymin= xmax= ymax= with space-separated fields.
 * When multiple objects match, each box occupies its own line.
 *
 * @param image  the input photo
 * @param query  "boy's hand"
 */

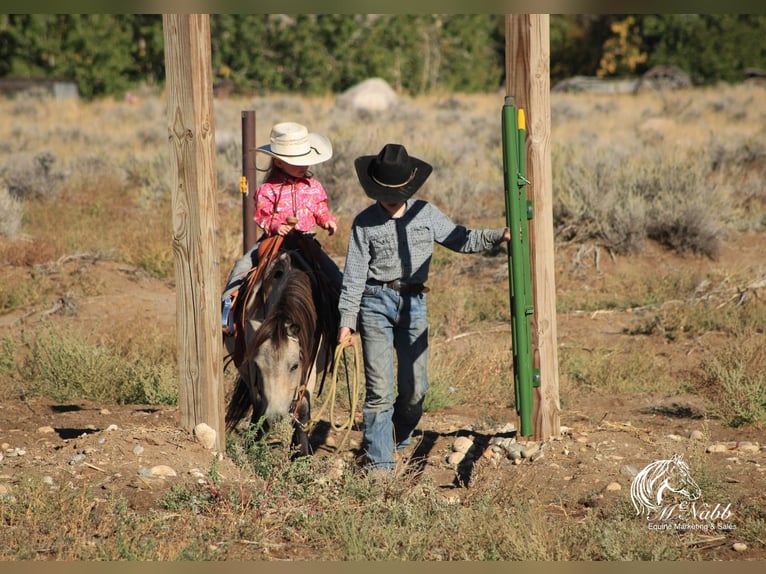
xmin=337 ymin=326 xmax=353 ymax=347
xmin=323 ymin=221 xmax=337 ymax=236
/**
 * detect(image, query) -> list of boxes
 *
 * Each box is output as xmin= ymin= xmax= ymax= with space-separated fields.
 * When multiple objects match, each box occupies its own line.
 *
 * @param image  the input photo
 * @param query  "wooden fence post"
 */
xmin=506 ymin=14 xmax=561 ymax=440
xmin=163 ymin=14 xmax=225 ymax=452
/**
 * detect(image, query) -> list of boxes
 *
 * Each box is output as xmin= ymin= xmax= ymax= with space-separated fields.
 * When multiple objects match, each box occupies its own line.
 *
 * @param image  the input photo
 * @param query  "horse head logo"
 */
xmin=630 ymin=454 xmax=702 ymax=516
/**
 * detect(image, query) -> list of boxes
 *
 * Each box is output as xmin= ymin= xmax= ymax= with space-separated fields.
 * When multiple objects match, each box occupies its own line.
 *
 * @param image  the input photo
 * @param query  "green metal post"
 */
xmin=502 ymin=96 xmax=536 ymax=437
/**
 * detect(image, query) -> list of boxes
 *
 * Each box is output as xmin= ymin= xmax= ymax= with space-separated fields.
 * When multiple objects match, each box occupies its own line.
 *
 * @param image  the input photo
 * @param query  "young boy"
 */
xmin=337 ymin=143 xmax=511 ymax=474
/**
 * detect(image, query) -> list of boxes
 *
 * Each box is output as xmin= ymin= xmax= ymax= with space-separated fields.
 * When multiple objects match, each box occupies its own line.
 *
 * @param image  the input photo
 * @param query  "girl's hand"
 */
xmin=277 ymin=224 xmax=293 ymax=236
xmin=324 ymin=221 xmax=337 ymax=236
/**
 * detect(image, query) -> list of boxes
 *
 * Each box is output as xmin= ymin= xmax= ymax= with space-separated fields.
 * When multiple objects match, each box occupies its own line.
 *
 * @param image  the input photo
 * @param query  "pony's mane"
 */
xmin=243 ymin=265 xmax=317 ymax=382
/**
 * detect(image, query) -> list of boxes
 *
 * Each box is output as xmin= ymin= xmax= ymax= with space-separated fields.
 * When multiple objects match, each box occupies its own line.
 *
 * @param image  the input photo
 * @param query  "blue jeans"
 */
xmin=358 ymin=285 xmax=429 ymax=470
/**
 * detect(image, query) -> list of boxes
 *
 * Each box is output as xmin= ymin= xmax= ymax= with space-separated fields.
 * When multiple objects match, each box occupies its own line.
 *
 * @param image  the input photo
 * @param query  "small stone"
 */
xmin=707 ymin=443 xmax=728 ymax=453
xmin=666 ymin=434 xmax=683 ymax=441
xmin=689 ymin=430 xmax=704 ymax=440
xmin=37 ymin=425 xmax=56 ymax=434
xmin=507 ymin=448 xmax=523 ymax=461
xmin=738 ymin=444 xmax=760 ymax=454
xmin=605 ymin=482 xmax=622 ymax=492
xmin=42 ymin=476 xmax=54 ymax=486
xmin=69 ymin=453 xmax=86 ymax=465
xmin=147 ymin=465 xmax=177 ymax=478
xmin=133 ymin=445 xmax=144 ymax=456
xmin=99 ymin=408 xmax=112 ymax=415
xmin=448 ymin=451 xmax=465 ymax=466
xmin=732 ymin=542 xmax=747 ymax=552
xmin=105 ymin=424 xmax=119 ymax=432
xmin=520 ymin=443 xmax=540 ymax=458
xmin=193 ymin=423 xmax=217 ymax=450
xmin=453 ymin=436 xmax=474 ymax=454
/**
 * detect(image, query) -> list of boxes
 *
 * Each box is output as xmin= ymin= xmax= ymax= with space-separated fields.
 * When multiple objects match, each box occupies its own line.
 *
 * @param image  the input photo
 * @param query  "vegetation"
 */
xmin=0 ymin=84 xmax=764 ymax=559
xmin=1 ymin=15 xmax=765 ymax=98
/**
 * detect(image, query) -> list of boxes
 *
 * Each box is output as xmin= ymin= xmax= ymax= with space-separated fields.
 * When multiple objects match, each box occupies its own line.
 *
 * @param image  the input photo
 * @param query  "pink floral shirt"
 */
xmin=253 ymin=173 xmax=336 ymax=236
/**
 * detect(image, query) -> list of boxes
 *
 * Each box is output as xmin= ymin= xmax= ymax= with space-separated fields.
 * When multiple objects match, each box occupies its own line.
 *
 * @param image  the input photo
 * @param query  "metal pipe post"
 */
xmin=241 ymin=110 xmax=258 ymax=254
xmin=502 ymin=97 xmax=536 ymax=437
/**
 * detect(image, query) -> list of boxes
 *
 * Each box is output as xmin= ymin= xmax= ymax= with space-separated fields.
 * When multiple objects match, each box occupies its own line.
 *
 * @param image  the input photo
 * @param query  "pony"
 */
xmin=630 ymin=453 xmax=702 ymax=516
xmin=223 ymin=232 xmax=341 ymax=455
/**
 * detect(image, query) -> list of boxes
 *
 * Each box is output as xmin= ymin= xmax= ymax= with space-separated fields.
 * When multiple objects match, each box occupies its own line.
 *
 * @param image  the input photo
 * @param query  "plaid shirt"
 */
xmin=338 ymin=199 xmax=506 ymax=330
xmin=254 ymin=173 xmax=336 ymax=236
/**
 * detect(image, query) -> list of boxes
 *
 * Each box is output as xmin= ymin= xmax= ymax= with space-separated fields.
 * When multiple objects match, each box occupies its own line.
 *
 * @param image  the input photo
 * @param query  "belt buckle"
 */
xmin=390 ymin=279 xmax=403 ymax=291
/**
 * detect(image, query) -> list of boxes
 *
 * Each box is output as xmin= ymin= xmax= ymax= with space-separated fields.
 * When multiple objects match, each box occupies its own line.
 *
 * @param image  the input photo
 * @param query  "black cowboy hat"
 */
xmin=354 ymin=143 xmax=432 ymax=203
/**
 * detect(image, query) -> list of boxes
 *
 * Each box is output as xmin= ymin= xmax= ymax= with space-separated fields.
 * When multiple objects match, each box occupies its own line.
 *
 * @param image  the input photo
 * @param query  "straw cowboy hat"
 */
xmin=257 ymin=122 xmax=332 ymax=166
xmin=354 ymin=143 xmax=433 ymax=203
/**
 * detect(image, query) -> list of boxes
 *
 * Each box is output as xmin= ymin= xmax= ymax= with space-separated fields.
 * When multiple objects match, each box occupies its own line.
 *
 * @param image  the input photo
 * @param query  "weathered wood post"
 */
xmin=506 ymin=14 xmax=561 ymax=440
xmin=163 ymin=14 xmax=225 ymax=451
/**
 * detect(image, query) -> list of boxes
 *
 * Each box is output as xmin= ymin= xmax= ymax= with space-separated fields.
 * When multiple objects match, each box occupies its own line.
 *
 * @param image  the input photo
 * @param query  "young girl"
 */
xmin=253 ymin=121 xmax=337 ymax=238
xmin=222 ymin=122 xmax=338 ymax=330
xmin=337 ymin=143 xmax=511 ymax=475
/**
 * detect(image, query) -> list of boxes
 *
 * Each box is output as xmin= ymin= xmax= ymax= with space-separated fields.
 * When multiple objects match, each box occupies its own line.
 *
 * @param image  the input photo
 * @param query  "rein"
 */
xmin=293 ymin=334 xmax=362 ymax=453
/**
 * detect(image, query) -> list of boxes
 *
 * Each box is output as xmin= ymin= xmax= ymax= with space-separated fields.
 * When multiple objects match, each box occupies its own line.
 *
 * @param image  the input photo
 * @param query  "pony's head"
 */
xmin=243 ymin=261 xmax=317 ymax=421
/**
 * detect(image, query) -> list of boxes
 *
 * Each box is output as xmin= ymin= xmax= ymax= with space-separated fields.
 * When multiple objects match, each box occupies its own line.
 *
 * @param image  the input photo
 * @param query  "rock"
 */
xmin=133 ymin=445 xmax=144 ymax=456
xmin=193 ymin=423 xmax=217 ymax=450
xmin=452 ymin=436 xmax=474 ymax=454
xmin=143 ymin=465 xmax=177 ymax=478
xmin=732 ymin=542 xmax=747 ymax=552
xmin=665 ymin=434 xmax=683 ymax=441
xmin=737 ymin=443 xmax=760 ymax=454
xmin=105 ymin=424 xmax=119 ymax=432
xmin=69 ymin=453 xmax=86 ymax=465
xmin=520 ymin=443 xmax=540 ymax=458
xmin=689 ymin=430 xmax=704 ymax=440
xmin=605 ymin=482 xmax=622 ymax=492
xmin=37 ymin=425 xmax=55 ymax=434
xmin=447 ymin=451 xmax=466 ymax=466
xmin=336 ymin=78 xmax=398 ymax=113
xmin=707 ymin=443 xmax=728 ymax=453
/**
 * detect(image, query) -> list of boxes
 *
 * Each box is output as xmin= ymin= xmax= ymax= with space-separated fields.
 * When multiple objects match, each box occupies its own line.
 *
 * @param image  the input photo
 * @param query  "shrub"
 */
xmin=0 ymin=185 xmax=23 ymax=238
xmin=692 ymin=332 xmax=766 ymax=427
xmin=17 ymin=322 xmax=177 ymax=405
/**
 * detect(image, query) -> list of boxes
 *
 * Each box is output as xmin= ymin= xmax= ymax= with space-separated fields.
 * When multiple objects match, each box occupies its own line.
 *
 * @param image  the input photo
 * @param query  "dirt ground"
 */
xmin=0 ymin=232 xmax=764 ymax=560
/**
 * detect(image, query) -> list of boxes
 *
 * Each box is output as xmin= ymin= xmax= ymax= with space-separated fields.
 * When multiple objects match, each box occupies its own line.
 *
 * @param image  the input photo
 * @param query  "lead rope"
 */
xmin=302 ymin=334 xmax=362 ymax=453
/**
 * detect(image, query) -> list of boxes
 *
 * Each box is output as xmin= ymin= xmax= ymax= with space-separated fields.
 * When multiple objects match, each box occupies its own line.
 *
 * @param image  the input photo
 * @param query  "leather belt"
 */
xmin=369 ymin=279 xmax=428 ymax=295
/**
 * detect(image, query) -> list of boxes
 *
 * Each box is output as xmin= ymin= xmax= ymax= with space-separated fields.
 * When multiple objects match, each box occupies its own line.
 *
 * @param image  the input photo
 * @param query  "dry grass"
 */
xmin=0 ymin=84 xmax=765 ymax=560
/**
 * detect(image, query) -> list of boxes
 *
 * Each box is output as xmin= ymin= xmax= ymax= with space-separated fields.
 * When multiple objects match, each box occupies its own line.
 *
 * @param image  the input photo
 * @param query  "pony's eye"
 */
xmin=290 ymin=363 xmax=299 ymax=372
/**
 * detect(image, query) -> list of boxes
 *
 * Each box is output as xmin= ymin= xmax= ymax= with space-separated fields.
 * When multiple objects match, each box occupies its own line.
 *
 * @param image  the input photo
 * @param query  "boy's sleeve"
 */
xmin=338 ymin=221 xmax=370 ymax=331
xmin=428 ymin=202 xmax=504 ymax=252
